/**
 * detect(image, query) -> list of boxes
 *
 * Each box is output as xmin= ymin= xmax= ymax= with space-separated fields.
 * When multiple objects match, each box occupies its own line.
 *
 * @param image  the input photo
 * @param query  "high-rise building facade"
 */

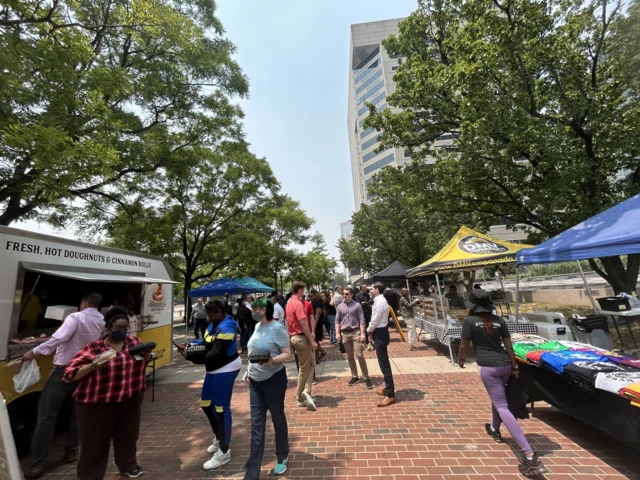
xmin=348 ymin=19 xmax=404 ymax=211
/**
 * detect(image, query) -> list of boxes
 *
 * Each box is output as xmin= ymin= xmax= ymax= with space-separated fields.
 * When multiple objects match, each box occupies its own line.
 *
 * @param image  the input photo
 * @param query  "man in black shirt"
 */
xmin=355 ymin=286 xmax=373 ymax=347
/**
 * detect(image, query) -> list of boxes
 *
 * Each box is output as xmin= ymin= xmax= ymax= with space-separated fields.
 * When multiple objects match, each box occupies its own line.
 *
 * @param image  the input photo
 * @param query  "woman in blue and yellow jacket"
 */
xmin=200 ymin=300 xmax=241 ymax=471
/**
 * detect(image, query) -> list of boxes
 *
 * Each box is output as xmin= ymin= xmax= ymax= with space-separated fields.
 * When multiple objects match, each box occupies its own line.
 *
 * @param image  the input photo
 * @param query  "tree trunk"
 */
xmin=588 ymin=255 xmax=640 ymax=295
xmin=184 ymin=274 xmax=193 ymax=325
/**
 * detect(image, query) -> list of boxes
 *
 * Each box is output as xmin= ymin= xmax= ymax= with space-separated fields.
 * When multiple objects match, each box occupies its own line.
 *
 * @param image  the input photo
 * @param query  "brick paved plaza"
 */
xmin=40 ymin=329 xmax=639 ymax=480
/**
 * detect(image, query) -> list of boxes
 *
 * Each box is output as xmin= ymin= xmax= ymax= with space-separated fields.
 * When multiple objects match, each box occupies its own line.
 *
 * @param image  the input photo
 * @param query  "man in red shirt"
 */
xmin=286 ymin=281 xmax=317 ymax=411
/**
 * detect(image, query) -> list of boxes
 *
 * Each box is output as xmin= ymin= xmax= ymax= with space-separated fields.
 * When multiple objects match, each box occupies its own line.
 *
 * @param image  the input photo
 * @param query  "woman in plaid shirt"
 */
xmin=63 ymin=307 xmax=151 ymax=479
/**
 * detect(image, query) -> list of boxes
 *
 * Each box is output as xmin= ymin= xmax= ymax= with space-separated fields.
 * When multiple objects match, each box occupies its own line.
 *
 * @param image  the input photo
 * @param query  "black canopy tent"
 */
xmin=364 ymin=260 xmax=412 ymax=283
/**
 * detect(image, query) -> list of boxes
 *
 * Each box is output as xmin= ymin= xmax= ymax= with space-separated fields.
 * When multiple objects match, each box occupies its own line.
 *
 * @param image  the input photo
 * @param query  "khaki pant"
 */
xmin=406 ymin=317 xmax=417 ymax=346
xmin=290 ymin=335 xmax=315 ymax=401
xmin=341 ymin=331 xmax=369 ymax=379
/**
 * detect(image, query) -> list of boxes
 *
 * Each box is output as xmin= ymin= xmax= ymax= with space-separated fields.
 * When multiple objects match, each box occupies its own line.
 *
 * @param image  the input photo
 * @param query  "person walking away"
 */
xmin=200 ymin=300 xmax=242 ymax=470
xmin=367 ymin=283 xmax=396 ymax=407
xmin=237 ymin=298 xmax=253 ymax=354
xmin=383 ymin=287 xmax=400 ymax=320
xmin=355 ymin=286 xmax=373 ymax=351
xmin=222 ymin=293 xmax=232 ymax=315
xmin=244 ymin=298 xmax=292 ymax=479
xmin=192 ymin=298 xmax=207 ymax=339
xmin=311 ymin=291 xmax=327 ymax=361
xmin=324 ymin=289 xmax=337 ymax=346
xmin=63 ymin=307 xmax=151 ymax=480
xmin=232 ymin=298 xmax=240 ymax=321
xmin=335 ymin=287 xmax=372 ymax=389
xmin=21 ymin=292 xmax=105 ymax=479
xmin=458 ymin=289 xmax=548 ymax=477
xmin=400 ymin=289 xmax=421 ymax=351
xmin=285 ymin=282 xmax=317 ymax=411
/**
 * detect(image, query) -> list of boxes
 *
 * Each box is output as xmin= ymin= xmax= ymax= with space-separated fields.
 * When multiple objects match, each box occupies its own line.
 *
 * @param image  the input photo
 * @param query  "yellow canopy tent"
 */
xmin=406 ymin=226 xmax=533 ymax=277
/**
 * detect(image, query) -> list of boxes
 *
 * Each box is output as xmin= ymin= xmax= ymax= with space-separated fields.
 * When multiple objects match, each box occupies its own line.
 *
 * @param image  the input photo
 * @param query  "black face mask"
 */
xmin=111 ymin=329 xmax=127 ymax=341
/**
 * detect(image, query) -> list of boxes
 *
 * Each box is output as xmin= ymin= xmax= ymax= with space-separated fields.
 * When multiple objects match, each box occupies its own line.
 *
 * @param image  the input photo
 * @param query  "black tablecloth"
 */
xmin=518 ymin=362 xmax=640 ymax=452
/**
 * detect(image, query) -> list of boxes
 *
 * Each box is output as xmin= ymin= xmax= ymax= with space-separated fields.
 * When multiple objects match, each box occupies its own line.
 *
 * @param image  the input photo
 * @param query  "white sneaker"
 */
xmin=203 ymin=449 xmax=231 ymax=470
xmin=302 ymin=392 xmax=316 ymax=411
xmin=206 ymin=439 xmax=219 ymax=454
xmin=297 ymin=400 xmax=306 ymax=407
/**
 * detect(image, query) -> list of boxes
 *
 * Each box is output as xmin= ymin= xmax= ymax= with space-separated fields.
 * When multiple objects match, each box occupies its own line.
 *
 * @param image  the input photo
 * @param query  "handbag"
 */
xmin=506 ymin=376 xmax=530 ymax=419
xmin=339 ymin=340 xmax=346 ymax=354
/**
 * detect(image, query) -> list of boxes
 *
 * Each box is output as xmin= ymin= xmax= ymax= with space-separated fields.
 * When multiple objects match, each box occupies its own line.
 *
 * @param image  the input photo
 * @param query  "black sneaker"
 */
xmin=519 ymin=454 xmax=549 ymax=477
xmin=126 ymin=466 xmax=144 ymax=478
xmin=348 ymin=377 xmax=360 ymax=387
xmin=485 ymin=423 xmax=504 ymax=443
xmin=365 ymin=379 xmax=373 ymax=389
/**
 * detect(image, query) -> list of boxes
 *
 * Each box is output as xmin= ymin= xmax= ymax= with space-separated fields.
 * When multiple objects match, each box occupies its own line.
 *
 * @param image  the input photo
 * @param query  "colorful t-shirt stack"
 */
xmin=619 ymin=383 xmax=640 ymax=407
xmin=603 ymin=351 xmax=640 ymax=370
xmin=513 ymin=343 xmax=544 ymax=364
xmin=595 ymin=371 xmax=640 ymax=395
xmin=539 ymin=350 xmax=609 ymax=374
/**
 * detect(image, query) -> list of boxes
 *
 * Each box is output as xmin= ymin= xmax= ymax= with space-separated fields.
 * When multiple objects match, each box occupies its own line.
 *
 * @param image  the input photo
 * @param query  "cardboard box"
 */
xmin=45 ymin=305 xmax=78 ymax=321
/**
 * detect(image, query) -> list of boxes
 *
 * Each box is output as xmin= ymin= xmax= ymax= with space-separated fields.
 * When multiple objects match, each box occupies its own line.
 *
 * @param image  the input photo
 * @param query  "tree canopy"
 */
xmin=366 ymin=0 xmax=640 ymax=293
xmin=1 ymin=0 xmax=247 ymax=225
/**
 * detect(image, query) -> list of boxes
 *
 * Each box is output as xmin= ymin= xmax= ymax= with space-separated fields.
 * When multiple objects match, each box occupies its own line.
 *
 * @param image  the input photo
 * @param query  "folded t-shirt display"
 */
xmin=539 ymin=350 xmax=609 ymax=374
xmin=513 ymin=343 xmax=544 ymax=363
xmin=563 ymin=361 xmax=628 ymax=391
xmin=595 ymin=371 xmax=640 ymax=395
xmin=620 ymin=384 xmax=640 ymax=406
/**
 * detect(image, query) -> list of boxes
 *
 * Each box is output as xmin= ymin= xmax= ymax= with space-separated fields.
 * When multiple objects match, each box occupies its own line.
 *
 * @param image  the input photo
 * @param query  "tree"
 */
xmin=328 ymin=271 xmax=348 ymax=288
xmin=0 ymin=0 xmax=247 ymax=225
xmin=286 ymin=233 xmax=337 ymax=289
xmin=367 ymin=0 xmax=640 ymax=293
xmin=338 ymin=161 xmax=485 ymax=274
xmin=104 ymin=141 xmax=277 ymax=319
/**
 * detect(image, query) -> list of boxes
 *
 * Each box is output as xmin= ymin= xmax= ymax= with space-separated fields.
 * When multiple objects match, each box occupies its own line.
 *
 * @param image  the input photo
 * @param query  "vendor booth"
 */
xmin=0 ymin=226 xmax=178 ymax=456
xmin=365 ymin=260 xmax=412 ymax=284
xmin=514 ymin=193 xmax=640 ymax=452
xmin=234 ymin=277 xmax=274 ymax=293
xmin=406 ymin=227 xmax=535 ymax=364
xmin=188 ymin=277 xmax=255 ymax=297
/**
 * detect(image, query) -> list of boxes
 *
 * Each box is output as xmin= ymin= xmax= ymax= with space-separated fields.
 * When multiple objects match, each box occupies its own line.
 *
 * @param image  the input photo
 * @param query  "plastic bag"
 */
xmin=13 ymin=360 xmax=41 ymax=394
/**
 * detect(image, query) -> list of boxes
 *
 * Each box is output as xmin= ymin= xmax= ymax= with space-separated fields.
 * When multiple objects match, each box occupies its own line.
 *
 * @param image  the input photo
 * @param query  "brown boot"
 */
xmin=376 ymin=388 xmax=386 ymax=396
xmin=378 ymin=396 xmax=396 ymax=407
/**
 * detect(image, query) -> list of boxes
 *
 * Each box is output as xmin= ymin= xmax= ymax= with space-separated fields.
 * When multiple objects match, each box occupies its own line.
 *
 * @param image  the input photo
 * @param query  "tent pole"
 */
xmin=577 ymin=261 xmax=599 ymax=315
xmin=435 ymin=273 xmax=445 ymax=320
xmin=515 ymin=267 xmax=520 ymax=326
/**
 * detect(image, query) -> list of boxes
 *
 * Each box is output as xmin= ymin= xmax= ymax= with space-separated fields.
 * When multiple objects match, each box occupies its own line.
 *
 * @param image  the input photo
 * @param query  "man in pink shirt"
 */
xmin=22 ymin=292 xmax=105 ymax=479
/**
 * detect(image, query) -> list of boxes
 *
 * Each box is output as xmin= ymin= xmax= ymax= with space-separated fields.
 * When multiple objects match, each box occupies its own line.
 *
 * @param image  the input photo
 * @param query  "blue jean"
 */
xmin=327 ymin=315 xmax=337 ymax=344
xmin=244 ymin=368 xmax=289 ymax=480
xmin=201 ymin=369 xmax=240 ymax=451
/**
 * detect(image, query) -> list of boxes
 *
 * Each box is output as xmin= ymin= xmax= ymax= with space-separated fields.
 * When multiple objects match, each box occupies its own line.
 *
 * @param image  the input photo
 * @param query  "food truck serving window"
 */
xmin=15 ymin=267 xmax=175 ymax=337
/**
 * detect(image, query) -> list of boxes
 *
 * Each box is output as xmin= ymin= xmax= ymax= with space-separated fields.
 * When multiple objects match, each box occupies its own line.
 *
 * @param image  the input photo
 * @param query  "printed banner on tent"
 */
xmin=407 ymin=226 xmax=533 ymax=277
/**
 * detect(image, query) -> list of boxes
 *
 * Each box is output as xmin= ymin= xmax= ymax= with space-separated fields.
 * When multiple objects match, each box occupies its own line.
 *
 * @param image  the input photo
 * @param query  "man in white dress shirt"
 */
xmin=367 ymin=282 xmax=396 ymax=407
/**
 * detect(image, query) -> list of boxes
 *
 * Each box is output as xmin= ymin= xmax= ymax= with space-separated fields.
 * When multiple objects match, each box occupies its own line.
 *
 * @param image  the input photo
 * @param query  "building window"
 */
xmin=364 ymin=153 xmax=395 ymax=175
xmin=353 ymin=46 xmax=380 ymax=71
xmin=363 ymin=147 xmax=390 ymax=163
xmin=391 ymin=66 xmax=399 ymax=71
xmin=356 ymin=80 xmax=384 ymax=106
xmin=355 ymin=68 xmax=383 ymax=95
xmin=361 ymin=135 xmax=380 ymax=152
xmin=360 ymin=127 xmax=377 ymax=139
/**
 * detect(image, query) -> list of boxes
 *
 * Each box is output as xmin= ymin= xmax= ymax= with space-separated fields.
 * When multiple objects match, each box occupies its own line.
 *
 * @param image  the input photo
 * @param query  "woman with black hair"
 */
xmin=244 ymin=297 xmax=292 ymax=479
xmin=458 ymin=289 xmax=548 ymax=477
xmin=63 ymin=307 xmax=150 ymax=479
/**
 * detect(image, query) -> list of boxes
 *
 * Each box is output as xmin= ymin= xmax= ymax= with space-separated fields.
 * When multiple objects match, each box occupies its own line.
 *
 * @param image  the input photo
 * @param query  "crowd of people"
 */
xmin=18 ymin=280 xmax=547 ymax=479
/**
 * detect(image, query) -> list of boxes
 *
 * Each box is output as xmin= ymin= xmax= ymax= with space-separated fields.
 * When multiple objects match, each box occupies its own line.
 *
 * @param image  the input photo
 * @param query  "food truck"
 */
xmin=0 ymin=226 xmax=176 ymax=455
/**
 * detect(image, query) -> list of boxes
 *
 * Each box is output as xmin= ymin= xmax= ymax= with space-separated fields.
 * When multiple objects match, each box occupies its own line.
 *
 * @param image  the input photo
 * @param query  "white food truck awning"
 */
xmin=27 ymin=268 xmax=178 ymax=284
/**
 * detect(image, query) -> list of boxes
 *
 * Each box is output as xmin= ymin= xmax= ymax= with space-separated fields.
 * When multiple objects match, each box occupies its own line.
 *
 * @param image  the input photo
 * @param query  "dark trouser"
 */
xmin=76 ymin=393 xmax=144 ymax=480
xmin=373 ymin=327 xmax=395 ymax=398
xmin=29 ymin=367 xmax=78 ymax=467
xmin=240 ymin=324 xmax=251 ymax=349
xmin=244 ymin=368 xmax=289 ymax=480
xmin=194 ymin=317 xmax=206 ymax=338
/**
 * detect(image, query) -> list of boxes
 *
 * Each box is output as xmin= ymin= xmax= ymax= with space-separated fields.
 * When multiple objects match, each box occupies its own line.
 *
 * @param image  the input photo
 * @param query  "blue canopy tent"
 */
xmin=514 ymin=193 xmax=640 ymax=319
xmin=188 ymin=278 xmax=254 ymax=298
xmin=235 ymin=277 xmax=275 ymax=293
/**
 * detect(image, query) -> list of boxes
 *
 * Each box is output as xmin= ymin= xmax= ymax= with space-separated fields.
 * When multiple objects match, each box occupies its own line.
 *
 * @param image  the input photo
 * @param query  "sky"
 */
xmin=19 ymin=0 xmax=418 ymax=265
